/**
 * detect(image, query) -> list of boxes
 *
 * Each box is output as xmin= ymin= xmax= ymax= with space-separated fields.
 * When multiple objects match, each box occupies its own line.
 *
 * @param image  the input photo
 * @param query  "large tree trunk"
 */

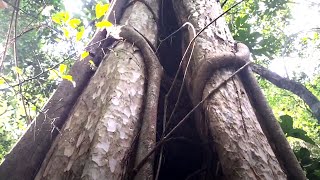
xmin=172 ymin=1 xmax=285 ymax=179
xmin=34 ymin=1 xmax=160 ymax=180
xmin=172 ymin=0 xmax=304 ymax=179
xmin=0 ymin=0 xmax=306 ymax=179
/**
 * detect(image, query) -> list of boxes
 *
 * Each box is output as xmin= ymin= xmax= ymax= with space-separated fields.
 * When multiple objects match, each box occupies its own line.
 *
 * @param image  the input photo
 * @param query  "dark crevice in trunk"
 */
xmin=155 ymin=1 xmax=221 ymax=179
xmin=157 ymin=0 xmax=182 ymax=77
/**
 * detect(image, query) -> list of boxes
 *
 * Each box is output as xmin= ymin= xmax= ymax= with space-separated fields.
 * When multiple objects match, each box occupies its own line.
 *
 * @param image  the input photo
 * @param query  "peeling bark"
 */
xmin=35 ymin=1 xmax=160 ymax=179
xmin=35 ymin=42 xmax=145 ymax=179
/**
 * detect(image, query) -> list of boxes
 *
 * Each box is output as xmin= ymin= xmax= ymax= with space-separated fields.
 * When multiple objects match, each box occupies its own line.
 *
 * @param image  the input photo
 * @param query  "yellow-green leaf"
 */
xmin=0 ymin=77 xmax=5 ymax=85
xmin=61 ymin=11 xmax=70 ymax=22
xmin=62 ymin=28 xmax=70 ymax=39
xmin=68 ymin=18 xmax=81 ymax=29
xmin=76 ymin=27 xmax=85 ymax=41
xmin=96 ymin=20 xmax=113 ymax=28
xmin=89 ymin=60 xmax=97 ymax=70
xmin=52 ymin=15 xmax=61 ymax=25
xmin=95 ymin=3 xmax=110 ymax=19
xmin=81 ymin=51 xmax=89 ymax=60
xmin=12 ymin=66 xmax=23 ymax=75
xmin=52 ymin=11 xmax=70 ymax=24
xmin=59 ymin=64 xmax=67 ymax=74
xmin=62 ymin=75 xmax=76 ymax=87
xmin=62 ymin=74 xmax=73 ymax=81
xmin=314 ymin=32 xmax=319 ymax=40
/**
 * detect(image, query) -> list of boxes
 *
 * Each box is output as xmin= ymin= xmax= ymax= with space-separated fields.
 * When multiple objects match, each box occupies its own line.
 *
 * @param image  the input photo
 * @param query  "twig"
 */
xmin=0 ymin=52 xmax=76 ymax=91
xmin=0 ymin=2 xmax=16 ymax=72
xmin=13 ymin=0 xmax=31 ymax=123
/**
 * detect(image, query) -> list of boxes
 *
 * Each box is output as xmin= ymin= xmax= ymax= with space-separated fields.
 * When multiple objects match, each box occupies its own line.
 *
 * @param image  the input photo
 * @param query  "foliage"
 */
xmin=0 ymin=0 xmax=65 ymax=161
xmin=224 ymin=0 xmax=291 ymax=60
xmin=295 ymin=147 xmax=320 ymax=179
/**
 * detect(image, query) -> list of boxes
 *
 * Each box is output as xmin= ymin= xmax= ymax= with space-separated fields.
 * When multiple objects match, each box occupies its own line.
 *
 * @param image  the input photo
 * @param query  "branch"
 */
xmin=251 ymin=63 xmax=320 ymax=122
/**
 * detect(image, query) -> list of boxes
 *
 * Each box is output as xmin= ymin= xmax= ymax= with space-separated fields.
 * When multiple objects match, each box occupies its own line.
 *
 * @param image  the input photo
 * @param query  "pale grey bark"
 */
xmin=172 ymin=0 xmax=287 ymax=179
xmin=35 ymin=1 xmax=159 ymax=179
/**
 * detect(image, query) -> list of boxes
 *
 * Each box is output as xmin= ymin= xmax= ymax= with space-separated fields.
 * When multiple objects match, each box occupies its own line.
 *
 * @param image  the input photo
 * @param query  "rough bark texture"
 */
xmin=252 ymin=63 xmax=320 ymax=122
xmin=35 ymin=1 xmax=159 ymax=179
xmin=173 ymin=0 xmax=286 ymax=179
xmin=35 ymin=42 xmax=145 ymax=179
xmin=0 ymin=0 xmax=132 ymax=178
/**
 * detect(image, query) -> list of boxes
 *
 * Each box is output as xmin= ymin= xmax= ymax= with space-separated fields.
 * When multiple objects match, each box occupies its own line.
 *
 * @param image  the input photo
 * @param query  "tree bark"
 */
xmin=172 ymin=0 xmax=303 ymax=179
xmin=34 ymin=1 xmax=160 ymax=179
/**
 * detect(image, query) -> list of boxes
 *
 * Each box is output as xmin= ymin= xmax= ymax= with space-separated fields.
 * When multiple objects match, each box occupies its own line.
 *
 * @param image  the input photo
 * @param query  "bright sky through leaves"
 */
xmin=270 ymin=0 xmax=320 ymax=79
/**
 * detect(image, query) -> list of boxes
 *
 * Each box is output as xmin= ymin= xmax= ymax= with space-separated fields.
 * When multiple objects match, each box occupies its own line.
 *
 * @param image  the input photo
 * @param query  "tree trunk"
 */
xmin=172 ymin=0 xmax=286 ymax=179
xmin=0 ymin=0 xmax=306 ymax=179
xmin=172 ymin=0 xmax=304 ymax=179
xmin=35 ymin=1 xmax=160 ymax=180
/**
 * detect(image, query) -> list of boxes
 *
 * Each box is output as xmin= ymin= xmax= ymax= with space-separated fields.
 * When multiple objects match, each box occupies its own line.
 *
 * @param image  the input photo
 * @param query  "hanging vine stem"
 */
xmin=132 ymin=61 xmax=251 ymax=177
xmin=155 ymin=22 xmax=196 ymax=180
xmin=155 ymin=1 xmax=245 ymax=179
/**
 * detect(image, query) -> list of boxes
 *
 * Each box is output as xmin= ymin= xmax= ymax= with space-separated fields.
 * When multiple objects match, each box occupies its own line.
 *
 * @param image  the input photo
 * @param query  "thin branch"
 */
xmin=13 ymin=0 xmax=31 ymax=123
xmin=0 ymin=52 xmax=76 ymax=91
xmin=251 ymin=63 xmax=320 ymax=122
xmin=0 ymin=2 xmax=16 ymax=72
xmin=2 ymin=0 xmax=38 ymax=19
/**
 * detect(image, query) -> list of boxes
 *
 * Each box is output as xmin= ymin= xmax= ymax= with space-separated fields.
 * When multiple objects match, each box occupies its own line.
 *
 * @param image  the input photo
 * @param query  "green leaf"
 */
xmin=297 ymin=148 xmax=311 ymax=161
xmin=290 ymin=129 xmax=315 ymax=145
xmin=235 ymin=16 xmax=241 ymax=27
xmin=81 ymin=51 xmax=89 ymax=60
xmin=95 ymin=3 xmax=110 ymax=19
xmin=68 ymin=18 xmax=81 ymax=29
xmin=96 ymin=20 xmax=113 ymax=28
xmin=59 ymin=64 xmax=67 ymax=74
xmin=279 ymin=115 xmax=293 ymax=133
xmin=76 ymin=27 xmax=85 ymax=41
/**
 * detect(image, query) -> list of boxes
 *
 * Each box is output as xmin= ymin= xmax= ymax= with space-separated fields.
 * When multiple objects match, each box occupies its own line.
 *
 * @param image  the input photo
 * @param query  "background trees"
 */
xmin=0 ymin=0 xmax=320 ymax=179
